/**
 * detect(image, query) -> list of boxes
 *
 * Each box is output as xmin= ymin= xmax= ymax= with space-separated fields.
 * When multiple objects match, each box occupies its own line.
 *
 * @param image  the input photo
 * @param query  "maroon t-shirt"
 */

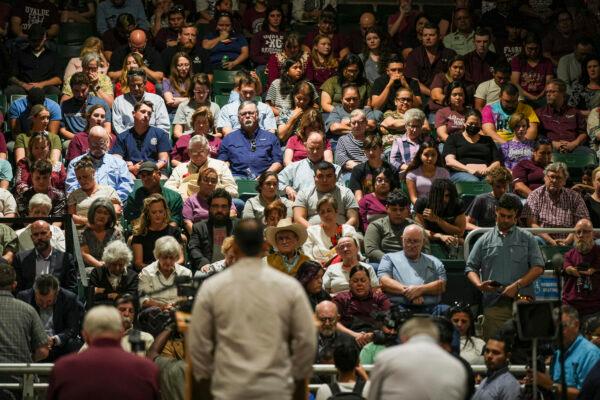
xmin=512 ymin=159 xmax=545 ymax=193
xmin=242 ymin=6 xmax=266 ymax=34
xmin=563 ymin=245 xmax=600 ymax=316
xmin=12 ymin=0 xmax=60 ymax=32
xmin=435 ymin=107 xmax=466 ymax=137
xmin=511 ymin=56 xmax=554 ymax=96
xmin=171 ymin=133 xmax=221 ymax=162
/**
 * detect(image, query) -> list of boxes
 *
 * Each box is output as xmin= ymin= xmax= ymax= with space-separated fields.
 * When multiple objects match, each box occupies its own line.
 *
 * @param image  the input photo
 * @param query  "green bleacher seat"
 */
xmin=214 ymin=94 xmax=229 ymax=108
xmin=212 ymin=70 xmax=237 ymax=95
xmin=237 ymin=179 xmax=258 ymax=201
xmin=455 ymin=181 xmax=492 ymax=205
xmin=552 ymin=152 xmax=597 ymax=181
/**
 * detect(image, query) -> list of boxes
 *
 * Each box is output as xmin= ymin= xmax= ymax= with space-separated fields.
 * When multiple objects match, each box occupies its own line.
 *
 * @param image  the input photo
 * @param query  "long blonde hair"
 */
xmin=119 ymin=52 xmax=146 ymax=92
xmin=133 ymin=193 xmax=171 ymax=236
xmin=311 ymin=34 xmax=337 ymax=69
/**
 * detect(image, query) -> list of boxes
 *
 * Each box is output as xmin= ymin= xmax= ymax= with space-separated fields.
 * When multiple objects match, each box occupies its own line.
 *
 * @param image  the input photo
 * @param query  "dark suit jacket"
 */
xmin=13 ymin=249 xmax=78 ymax=294
xmin=188 ymin=218 xmax=236 ymax=269
xmin=88 ymin=267 xmax=139 ymax=305
xmin=16 ymin=288 xmax=83 ymax=347
xmin=47 ymin=338 xmax=160 ymax=400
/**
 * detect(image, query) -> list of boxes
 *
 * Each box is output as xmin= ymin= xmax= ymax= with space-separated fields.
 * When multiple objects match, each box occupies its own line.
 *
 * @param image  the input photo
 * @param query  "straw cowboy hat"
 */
xmin=265 ymin=218 xmax=308 ymax=248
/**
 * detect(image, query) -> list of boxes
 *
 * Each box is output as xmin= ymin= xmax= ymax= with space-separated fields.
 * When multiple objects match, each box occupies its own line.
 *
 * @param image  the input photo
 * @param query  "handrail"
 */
xmin=463 ymin=227 xmax=600 ymax=261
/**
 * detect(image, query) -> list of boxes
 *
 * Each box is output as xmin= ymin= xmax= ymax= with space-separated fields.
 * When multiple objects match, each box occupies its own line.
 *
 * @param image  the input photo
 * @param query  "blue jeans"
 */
xmin=450 ymin=172 xmax=482 ymax=183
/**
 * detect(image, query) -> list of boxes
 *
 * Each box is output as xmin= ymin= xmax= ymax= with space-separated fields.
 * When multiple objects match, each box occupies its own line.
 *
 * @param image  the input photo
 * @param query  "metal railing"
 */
xmin=463 ymin=227 xmax=600 ymax=261
xmin=0 ymin=363 xmax=529 ymax=397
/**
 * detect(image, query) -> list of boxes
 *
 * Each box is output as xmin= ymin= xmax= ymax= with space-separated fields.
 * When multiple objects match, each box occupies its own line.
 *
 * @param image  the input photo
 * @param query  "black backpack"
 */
xmin=326 ymin=379 xmax=366 ymax=400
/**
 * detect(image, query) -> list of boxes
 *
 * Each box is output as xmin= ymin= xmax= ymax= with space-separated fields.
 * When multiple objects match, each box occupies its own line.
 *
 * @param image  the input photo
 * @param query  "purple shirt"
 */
xmin=406 ymin=166 xmax=451 ymax=199
xmin=358 ymin=193 xmax=387 ymax=231
xmin=183 ymin=193 xmax=235 ymax=223
xmin=500 ymin=140 xmax=534 ymax=170
xmin=536 ymin=104 xmax=586 ymax=143
xmin=563 ymin=245 xmax=600 ymax=316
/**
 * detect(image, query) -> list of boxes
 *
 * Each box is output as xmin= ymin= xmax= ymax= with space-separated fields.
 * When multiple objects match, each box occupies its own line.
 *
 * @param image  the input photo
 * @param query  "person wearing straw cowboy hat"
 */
xmin=264 ymin=218 xmax=311 ymax=276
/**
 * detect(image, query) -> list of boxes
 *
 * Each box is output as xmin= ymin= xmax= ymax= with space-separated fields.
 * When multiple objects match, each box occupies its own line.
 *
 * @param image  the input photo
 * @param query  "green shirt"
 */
xmin=321 ymin=76 xmax=370 ymax=106
xmin=359 ymin=342 xmax=386 ymax=365
xmin=15 ymin=131 xmax=62 ymax=154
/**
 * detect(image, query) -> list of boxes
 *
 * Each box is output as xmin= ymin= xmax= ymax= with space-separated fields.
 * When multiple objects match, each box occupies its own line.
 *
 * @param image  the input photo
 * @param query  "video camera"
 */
xmin=371 ymin=307 xmax=413 ymax=346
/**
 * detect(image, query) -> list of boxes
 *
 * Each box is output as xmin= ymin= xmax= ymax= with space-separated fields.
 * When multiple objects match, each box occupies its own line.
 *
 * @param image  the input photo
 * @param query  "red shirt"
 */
xmin=333 ymin=290 xmax=391 ymax=330
xmin=536 ymin=104 xmax=587 ymax=143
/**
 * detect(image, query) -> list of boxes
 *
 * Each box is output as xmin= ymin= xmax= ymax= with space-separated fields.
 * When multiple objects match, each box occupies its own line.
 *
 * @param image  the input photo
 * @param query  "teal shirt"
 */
xmin=551 ymin=335 xmax=600 ymax=390
xmin=465 ymin=225 xmax=544 ymax=306
xmin=359 ymin=342 xmax=386 ymax=365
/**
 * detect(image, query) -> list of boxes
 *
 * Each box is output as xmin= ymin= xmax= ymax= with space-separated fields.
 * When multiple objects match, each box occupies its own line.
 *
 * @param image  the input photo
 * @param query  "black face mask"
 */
xmin=465 ymin=125 xmax=480 ymax=136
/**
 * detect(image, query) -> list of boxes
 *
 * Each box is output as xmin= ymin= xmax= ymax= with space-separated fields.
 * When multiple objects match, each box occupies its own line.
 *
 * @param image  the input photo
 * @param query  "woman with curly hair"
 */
xmin=131 ymin=193 xmax=184 ymax=270
xmin=266 ymin=58 xmax=317 ymax=118
xmin=276 ymin=80 xmax=319 ymax=143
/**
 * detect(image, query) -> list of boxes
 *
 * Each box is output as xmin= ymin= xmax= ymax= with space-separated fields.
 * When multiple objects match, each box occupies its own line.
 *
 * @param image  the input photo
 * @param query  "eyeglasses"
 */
xmin=250 ymin=139 xmax=256 ymax=152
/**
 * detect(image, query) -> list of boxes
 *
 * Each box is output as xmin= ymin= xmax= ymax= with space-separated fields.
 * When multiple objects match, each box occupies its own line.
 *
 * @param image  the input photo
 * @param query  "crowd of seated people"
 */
xmin=4 ymin=1 xmax=600 ymax=398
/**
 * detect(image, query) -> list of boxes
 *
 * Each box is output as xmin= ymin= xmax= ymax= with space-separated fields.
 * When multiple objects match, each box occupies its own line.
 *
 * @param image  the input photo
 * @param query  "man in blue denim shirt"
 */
xmin=534 ymin=305 xmax=600 ymax=399
xmin=466 ymin=193 xmax=544 ymax=339
xmin=217 ymin=101 xmax=282 ymax=179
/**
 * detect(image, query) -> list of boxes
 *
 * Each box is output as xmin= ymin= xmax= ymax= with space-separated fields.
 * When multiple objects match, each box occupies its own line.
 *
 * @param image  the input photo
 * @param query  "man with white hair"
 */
xmin=47 ymin=305 xmax=160 ymax=399
xmin=66 ymin=126 xmax=133 ymax=203
xmin=16 ymin=193 xmax=66 ymax=252
xmin=164 ymin=134 xmax=238 ymax=201
xmin=378 ymin=224 xmax=448 ymax=314
xmin=334 ymin=109 xmax=369 ymax=174
xmin=368 ymin=317 xmax=467 ymax=400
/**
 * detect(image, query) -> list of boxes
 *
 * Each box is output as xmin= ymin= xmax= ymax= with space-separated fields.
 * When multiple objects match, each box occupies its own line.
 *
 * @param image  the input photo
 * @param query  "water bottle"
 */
xmin=221 ymin=55 xmax=229 ymax=69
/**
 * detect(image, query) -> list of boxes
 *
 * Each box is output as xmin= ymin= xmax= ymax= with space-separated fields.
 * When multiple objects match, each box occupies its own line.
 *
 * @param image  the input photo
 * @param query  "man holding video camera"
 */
xmin=466 ymin=193 xmax=544 ymax=340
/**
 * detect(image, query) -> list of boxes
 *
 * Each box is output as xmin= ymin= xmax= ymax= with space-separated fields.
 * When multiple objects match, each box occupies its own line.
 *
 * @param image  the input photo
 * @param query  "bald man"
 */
xmin=65 ymin=126 xmax=133 ymax=202
xmin=345 ymin=12 xmax=377 ymax=55
xmin=378 ymin=224 xmax=448 ymax=314
xmin=108 ymin=29 xmax=164 ymax=82
xmin=563 ymin=219 xmax=600 ymax=319
xmin=13 ymin=220 xmax=78 ymax=293
xmin=315 ymin=300 xmax=356 ymax=363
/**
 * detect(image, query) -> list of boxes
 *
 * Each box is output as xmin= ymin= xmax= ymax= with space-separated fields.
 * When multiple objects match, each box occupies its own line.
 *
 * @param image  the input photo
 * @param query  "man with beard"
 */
xmin=523 ymin=162 xmax=589 ymax=247
xmin=562 ymin=219 xmax=600 ymax=320
xmin=13 ymin=220 xmax=78 ymax=294
xmin=466 ymin=193 xmax=544 ymax=340
xmin=188 ymin=188 xmax=236 ymax=270
xmin=482 ymin=83 xmax=539 ymax=143
xmin=161 ymin=24 xmax=211 ymax=76
xmin=217 ymin=101 xmax=282 ymax=179
xmin=472 ymin=334 xmax=521 ymax=400
xmin=315 ymin=300 xmax=354 ymax=364
xmin=66 ymin=126 xmax=133 ymax=203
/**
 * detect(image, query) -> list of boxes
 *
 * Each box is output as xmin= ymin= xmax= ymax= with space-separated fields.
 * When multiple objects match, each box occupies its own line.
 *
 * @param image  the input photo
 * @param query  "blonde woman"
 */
xmin=131 ymin=194 xmax=184 ymax=270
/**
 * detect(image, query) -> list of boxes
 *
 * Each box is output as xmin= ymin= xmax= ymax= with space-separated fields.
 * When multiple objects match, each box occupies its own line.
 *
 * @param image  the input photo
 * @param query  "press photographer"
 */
xmin=359 ymin=307 xmax=412 ymax=364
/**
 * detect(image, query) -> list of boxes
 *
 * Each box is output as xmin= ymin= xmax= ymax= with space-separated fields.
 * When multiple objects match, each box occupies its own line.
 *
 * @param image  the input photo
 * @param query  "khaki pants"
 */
xmin=482 ymin=299 xmax=514 ymax=341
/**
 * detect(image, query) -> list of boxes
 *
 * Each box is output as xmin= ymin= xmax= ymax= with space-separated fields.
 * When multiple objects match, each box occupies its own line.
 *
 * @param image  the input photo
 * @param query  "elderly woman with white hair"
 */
xmin=322 ymin=234 xmax=379 ymax=295
xmin=81 ymin=198 xmax=124 ymax=269
xmin=89 ymin=240 xmax=138 ymax=305
xmin=138 ymin=236 xmax=192 ymax=311
xmin=164 ymin=134 xmax=237 ymax=201
xmin=389 ymin=108 xmax=429 ymax=172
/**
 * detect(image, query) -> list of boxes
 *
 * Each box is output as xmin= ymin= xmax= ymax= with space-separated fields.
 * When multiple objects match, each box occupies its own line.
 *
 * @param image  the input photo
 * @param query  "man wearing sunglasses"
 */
xmin=217 ymin=101 xmax=282 ymax=179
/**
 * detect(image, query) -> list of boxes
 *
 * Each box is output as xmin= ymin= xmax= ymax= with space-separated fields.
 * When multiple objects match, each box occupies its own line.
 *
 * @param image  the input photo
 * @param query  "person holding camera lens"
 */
xmin=466 ymin=193 xmax=544 ymax=340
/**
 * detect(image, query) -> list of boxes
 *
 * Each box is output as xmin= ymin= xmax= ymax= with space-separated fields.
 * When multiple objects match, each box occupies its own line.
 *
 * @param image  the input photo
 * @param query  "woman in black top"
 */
xmin=415 ymin=178 xmax=466 ymax=248
xmin=131 ymin=193 xmax=184 ymax=271
xmin=443 ymin=108 xmax=502 ymax=183
xmin=295 ymin=260 xmax=331 ymax=310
